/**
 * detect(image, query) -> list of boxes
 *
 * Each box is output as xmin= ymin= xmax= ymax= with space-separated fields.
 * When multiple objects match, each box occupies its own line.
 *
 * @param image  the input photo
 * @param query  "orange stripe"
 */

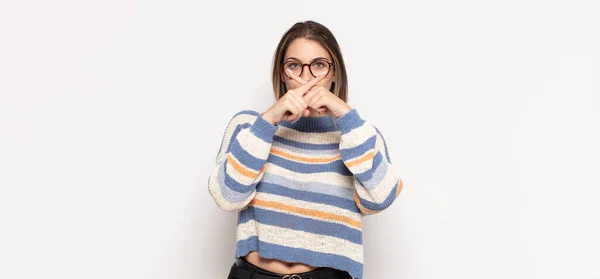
xmin=227 ymin=154 xmax=260 ymax=180
xmin=345 ymin=150 xmax=375 ymax=168
xmin=270 ymin=147 xmax=341 ymax=163
xmin=354 ymin=178 xmax=403 ymax=214
xmin=395 ymin=178 xmax=403 ymax=198
xmin=249 ymin=198 xmax=362 ymax=229
xmin=353 ymin=191 xmax=379 ymax=214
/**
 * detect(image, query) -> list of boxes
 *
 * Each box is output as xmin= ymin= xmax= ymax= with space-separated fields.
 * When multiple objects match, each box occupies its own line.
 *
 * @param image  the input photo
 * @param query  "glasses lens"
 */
xmin=310 ymin=60 xmax=330 ymax=77
xmin=283 ymin=62 xmax=301 ymax=77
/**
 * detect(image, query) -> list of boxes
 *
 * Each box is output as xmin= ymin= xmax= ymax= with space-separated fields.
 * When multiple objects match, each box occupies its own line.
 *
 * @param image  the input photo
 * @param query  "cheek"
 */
xmin=284 ymin=80 xmax=297 ymax=91
xmin=317 ymin=77 xmax=334 ymax=88
xmin=284 ymin=79 xmax=292 ymax=86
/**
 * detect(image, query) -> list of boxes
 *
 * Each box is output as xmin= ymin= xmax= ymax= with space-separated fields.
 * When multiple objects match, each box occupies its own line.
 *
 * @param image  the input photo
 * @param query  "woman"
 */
xmin=208 ymin=20 xmax=403 ymax=279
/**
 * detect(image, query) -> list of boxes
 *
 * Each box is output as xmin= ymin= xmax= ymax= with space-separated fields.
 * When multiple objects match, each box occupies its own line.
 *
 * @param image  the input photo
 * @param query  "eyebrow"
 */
xmin=284 ymin=56 xmax=331 ymax=63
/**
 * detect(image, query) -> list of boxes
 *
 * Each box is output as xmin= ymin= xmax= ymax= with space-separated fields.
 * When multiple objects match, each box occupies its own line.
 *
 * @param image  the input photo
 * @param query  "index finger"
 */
xmin=288 ymin=72 xmax=308 ymax=86
xmin=286 ymin=69 xmax=308 ymax=86
xmin=294 ymin=72 xmax=328 ymax=94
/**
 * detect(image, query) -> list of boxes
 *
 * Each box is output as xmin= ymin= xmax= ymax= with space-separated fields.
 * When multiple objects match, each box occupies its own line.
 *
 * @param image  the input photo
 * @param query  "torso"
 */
xmin=243 ymin=251 xmax=318 ymax=274
xmin=242 ymin=111 xmax=334 ymax=274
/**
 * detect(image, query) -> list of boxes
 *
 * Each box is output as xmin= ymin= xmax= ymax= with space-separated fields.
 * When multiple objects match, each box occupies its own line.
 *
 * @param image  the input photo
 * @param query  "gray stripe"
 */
xmin=261 ymin=172 xmax=355 ymax=201
xmin=363 ymin=156 xmax=389 ymax=190
xmin=272 ymin=140 xmax=340 ymax=156
xmin=217 ymin=161 xmax=252 ymax=203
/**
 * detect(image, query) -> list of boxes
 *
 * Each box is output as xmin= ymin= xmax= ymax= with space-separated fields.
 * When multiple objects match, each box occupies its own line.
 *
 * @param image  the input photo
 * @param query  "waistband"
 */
xmin=233 ymin=257 xmax=349 ymax=279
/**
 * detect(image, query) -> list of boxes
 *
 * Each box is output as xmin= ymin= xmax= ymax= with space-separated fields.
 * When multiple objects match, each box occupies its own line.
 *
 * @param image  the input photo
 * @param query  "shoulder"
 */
xmin=225 ymin=109 xmax=262 ymax=127
xmin=232 ymin=109 xmax=261 ymax=118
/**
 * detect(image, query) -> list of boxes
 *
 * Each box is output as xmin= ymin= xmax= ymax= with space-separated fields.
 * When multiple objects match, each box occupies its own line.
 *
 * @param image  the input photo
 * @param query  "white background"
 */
xmin=1 ymin=0 xmax=599 ymax=278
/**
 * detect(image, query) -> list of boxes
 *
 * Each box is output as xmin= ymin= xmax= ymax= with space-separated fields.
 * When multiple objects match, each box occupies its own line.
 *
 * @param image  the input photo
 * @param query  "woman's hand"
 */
xmin=261 ymin=70 xmax=329 ymax=125
xmin=287 ymin=72 xmax=352 ymax=119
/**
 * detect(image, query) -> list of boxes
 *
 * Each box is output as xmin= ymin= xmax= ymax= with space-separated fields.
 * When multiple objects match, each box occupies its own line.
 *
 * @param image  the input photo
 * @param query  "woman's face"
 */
xmin=281 ymin=38 xmax=335 ymax=95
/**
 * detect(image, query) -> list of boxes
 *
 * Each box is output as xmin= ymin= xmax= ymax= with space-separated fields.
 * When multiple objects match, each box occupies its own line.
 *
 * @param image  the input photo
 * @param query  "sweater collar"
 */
xmin=278 ymin=114 xmax=339 ymax=133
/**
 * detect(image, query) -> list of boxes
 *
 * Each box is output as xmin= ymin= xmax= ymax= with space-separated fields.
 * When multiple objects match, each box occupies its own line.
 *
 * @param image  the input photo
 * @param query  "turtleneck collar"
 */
xmin=277 ymin=114 xmax=339 ymax=133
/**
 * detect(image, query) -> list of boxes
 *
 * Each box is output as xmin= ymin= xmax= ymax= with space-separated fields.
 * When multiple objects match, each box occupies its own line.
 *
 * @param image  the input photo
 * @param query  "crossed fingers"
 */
xmin=288 ymin=70 xmax=328 ymax=96
xmin=285 ymin=70 xmax=328 ymax=121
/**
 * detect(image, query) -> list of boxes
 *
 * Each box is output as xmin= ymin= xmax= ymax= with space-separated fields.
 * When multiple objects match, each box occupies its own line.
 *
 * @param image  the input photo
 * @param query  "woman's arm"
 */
xmin=207 ymin=110 xmax=278 ymax=212
xmin=335 ymin=108 xmax=403 ymax=216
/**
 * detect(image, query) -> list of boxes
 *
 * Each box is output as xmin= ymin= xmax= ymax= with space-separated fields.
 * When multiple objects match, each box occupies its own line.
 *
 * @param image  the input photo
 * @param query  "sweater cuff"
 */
xmin=249 ymin=114 xmax=279 ymax=143
xmin=335 ymin=108 xmax=364 ymax=134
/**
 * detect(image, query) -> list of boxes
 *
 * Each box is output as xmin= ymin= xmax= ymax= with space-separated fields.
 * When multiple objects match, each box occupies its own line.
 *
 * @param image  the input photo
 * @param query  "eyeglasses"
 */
xmin=282 ymin=59 xmax=334 ymax=78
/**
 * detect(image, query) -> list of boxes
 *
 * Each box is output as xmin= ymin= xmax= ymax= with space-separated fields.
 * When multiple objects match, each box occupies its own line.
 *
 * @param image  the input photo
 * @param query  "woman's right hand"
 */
xmin=261 ymin=71 xmax=328 ymax=125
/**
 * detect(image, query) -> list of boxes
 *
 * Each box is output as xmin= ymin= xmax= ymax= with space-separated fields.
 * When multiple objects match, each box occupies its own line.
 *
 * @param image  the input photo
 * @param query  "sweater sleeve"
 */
xmin=335 ymin=108 xmax=403 ymax=216
xmin=207 ymin=110 xmax=278 ymax=212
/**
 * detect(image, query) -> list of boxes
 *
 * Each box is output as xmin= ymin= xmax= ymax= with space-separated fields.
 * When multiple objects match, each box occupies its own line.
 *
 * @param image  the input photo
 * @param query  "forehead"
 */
xmin=284 ymin=38 xmax=332 ymax=62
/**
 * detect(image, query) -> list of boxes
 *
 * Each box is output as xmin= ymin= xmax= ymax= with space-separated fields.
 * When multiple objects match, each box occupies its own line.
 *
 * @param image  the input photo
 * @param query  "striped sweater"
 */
xmin=207 ymin=108 xmax=403 ymax=279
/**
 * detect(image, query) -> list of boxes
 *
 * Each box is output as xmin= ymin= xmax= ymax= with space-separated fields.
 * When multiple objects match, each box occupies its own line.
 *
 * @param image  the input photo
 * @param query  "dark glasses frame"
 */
xmin=282 ymin=60 xmax=334 ymax=78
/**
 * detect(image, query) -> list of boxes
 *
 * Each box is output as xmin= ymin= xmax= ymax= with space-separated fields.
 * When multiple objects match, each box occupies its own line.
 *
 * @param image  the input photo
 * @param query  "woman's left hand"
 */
xmin=287 ymin=72 xmax=352 ymax=118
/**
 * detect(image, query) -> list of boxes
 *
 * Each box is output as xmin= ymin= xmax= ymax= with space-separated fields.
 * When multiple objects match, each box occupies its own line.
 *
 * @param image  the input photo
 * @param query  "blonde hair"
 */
xmin=271 ymin=20 xmax=348 ymax=102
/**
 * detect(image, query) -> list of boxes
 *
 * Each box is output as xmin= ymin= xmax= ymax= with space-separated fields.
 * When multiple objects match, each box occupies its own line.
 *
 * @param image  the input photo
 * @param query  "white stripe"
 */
xmin=339 ymin=121 xmax=376 ymax=151
xmin=354 ymin=164 xmax=399 ymax=204
xmin=216 ymin=113 xmax=257 ymax=163
xmin=237 ymin=219 xmax=258 ymax=241
xmin=276 ymin=126 xmax=341 ymax=145
xmin=265 ymin=163 xmax=355 ymax=189
xmin=272 ymin=140 xmax=340 ymax=156
xmin=207 ymin=163 xmax=255 ymax=212
xmin=238 ymin=127 xmax=273 ymax=160
xmin=240 ymin=220 xmax=364 ymax=264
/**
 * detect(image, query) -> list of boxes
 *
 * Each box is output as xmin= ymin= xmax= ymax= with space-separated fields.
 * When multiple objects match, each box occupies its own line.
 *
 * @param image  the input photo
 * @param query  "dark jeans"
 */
xmin=227 ymin=257 xmax=354 ymax=279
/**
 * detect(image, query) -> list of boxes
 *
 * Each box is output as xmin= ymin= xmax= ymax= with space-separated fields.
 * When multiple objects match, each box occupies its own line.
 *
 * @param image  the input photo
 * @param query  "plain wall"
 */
xmin=1 ymin=0 xmax=599 ymax=278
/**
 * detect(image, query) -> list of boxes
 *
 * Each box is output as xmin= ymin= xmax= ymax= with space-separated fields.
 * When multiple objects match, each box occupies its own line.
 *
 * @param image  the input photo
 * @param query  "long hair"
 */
xmin=271 ymin=20 xmax=348 ymax=102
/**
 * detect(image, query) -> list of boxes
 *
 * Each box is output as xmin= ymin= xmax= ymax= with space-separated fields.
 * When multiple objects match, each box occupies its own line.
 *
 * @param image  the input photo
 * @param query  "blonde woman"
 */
xmin=208 ymin=20 xmax=403 ymax=279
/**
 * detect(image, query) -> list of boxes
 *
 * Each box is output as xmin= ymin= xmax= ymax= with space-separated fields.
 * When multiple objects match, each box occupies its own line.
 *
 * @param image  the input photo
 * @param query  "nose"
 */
xmin=300 ymin=64 xmax=313 ymax=80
